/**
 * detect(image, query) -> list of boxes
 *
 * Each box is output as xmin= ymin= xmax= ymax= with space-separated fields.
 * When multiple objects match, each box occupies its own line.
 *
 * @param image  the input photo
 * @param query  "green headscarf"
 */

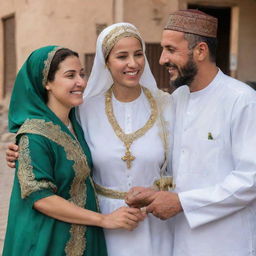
xmin=8 ymin=45 xmax=77 ymax=134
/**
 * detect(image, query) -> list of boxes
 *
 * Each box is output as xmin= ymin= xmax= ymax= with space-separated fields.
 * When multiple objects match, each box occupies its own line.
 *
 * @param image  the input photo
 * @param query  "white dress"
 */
xmin=171 ymin=70 xmax=256 ymax=256
xmin=79 ymin=89 xmax=174 ymax=256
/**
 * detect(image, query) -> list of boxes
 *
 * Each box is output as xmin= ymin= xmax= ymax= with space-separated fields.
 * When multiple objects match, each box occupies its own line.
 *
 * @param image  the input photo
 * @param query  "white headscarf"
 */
xmin=83 ymin=22 xmax=158 ymax=100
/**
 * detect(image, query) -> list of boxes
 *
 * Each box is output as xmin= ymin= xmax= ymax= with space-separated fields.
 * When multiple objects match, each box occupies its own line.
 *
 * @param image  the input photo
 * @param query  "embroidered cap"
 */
xmin=164 ymin=9 xmax=218 ymax=38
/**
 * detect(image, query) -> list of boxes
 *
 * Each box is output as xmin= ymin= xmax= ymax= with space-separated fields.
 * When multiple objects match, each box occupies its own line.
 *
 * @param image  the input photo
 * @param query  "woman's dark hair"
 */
xmin=184 ymin=33 xmax=217 ymax=62
xmin=47 ymin=48 xmax=79 ymax=82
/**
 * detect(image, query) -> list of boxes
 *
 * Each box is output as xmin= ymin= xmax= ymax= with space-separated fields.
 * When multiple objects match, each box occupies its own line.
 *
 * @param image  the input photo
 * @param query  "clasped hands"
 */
xmin=125 ymin=187 xmax=182 ymax=220
xmin=6 ymin=144 xmax=182 ymax=222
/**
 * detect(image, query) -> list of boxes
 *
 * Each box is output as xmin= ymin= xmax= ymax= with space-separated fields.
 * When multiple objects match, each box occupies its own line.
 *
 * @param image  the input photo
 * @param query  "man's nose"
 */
xmin=159 ymin=50 xmax=168 ymax=66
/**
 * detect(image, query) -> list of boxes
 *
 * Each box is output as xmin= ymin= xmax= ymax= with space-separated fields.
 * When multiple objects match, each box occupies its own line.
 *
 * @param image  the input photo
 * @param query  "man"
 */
xmin=126 ymin=9 xmax=256 ymax=256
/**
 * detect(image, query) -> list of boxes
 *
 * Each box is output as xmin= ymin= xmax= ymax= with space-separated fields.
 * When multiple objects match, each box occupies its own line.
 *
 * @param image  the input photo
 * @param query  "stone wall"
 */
xmin=1 ymin=0 xmax=256 ymax=100
xmin=0 ymin=98 xmax=15 ymax=150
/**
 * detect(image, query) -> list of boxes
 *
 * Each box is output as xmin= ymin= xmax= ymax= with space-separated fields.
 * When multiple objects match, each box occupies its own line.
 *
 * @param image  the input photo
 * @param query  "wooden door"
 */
xmin=3 ymin=15 xmax=17 ymax=97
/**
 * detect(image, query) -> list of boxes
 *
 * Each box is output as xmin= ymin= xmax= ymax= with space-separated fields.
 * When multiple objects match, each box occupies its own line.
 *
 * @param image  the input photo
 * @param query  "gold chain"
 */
xmin=105 ymin=86 xmax=158 ymax=169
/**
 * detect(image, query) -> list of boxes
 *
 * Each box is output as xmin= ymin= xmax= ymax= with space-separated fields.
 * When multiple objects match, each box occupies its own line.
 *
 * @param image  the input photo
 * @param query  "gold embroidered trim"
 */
xmin=105 ymin=86 xmax=158 ymax=169
xmin=17 ymin=119 xmax=90 ymax=256
xmin=95 ymin=183 xmax=127 ymax=199
xmin=155 ymin=90 xmax=171 ymax=174
xmin=95 ymin=177 xmax=174 ymax=200
xmin=88 ymin=176 xmax=100 ymax=211
xmin=42 ymin=46 xmax=63 ymax=87
xmin=102 ymin=25 xmax=142 ymax=59
xmin=153 ymin=176 xmax=174 ymax=191
xmin=18 ymin=135 xmax=57 ymax=199
xmin=154 ymin=90 xmax=175 ymax=189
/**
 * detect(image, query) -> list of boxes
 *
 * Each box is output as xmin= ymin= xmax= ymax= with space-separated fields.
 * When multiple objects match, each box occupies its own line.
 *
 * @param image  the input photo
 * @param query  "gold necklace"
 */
xmin=105 ymin=86 xmax=158 ymax=169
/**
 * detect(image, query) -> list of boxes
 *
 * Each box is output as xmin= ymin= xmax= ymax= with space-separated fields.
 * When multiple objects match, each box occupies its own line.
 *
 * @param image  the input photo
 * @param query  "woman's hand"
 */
xmin=34 ymin=196 xmax=145 ymax=230
xmin=125 ymin=187 xmax=157 ymax=208
xmin=101 ymin=206 xmax=146 ymax=231
xmin=6 ymin=143 xmax=19 ymax=168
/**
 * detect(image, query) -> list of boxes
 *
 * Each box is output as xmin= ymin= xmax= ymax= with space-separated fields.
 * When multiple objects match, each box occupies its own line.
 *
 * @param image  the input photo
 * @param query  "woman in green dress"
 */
xmin=3 ymin=46 xmax=143 ymax=256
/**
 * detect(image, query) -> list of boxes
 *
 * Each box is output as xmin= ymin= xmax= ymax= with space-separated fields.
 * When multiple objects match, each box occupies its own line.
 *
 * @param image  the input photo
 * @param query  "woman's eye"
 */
xmin=66 ymin=74 xmax=75 ymax=78
xmin=80 ymin=73 xmax=86 ymax=78
xmin=117 ymin=55 xmax=126 ymax=59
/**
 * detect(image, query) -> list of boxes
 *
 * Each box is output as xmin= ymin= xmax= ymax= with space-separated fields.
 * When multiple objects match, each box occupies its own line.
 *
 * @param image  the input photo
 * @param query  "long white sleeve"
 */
xmin=179 ymin=102 xmax=256 ymax=228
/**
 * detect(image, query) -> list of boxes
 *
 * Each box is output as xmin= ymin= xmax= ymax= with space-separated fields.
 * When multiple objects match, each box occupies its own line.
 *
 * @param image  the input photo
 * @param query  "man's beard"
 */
xmin=165 ymin=55 xmax=198 ymax=88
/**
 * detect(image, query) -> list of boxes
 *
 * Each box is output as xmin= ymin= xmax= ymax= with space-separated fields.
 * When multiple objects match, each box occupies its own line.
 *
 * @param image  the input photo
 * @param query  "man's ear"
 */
xmin=193 ymin=42 xmax=208 ymax=62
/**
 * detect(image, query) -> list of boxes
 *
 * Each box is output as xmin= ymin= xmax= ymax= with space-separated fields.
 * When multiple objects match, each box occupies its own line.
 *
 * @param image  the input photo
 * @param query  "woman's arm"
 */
xmin=6 ymin=143 xmax=146 ymax=230
xmin=34 ymin=195 xmax=145 ymax=231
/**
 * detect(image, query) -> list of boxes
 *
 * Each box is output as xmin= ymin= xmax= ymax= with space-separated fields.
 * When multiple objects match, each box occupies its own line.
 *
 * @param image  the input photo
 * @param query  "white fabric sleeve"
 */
xmin=179 ymin=99 xmax=256 ymax=229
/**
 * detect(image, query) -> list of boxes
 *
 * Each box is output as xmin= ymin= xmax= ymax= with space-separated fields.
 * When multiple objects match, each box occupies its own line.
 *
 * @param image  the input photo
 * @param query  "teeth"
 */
xmin=126 ymin=71 xmax=137 ymax=75
xmin=71 ymin=91 xmax=82 ymax=95
xmin=168 ymin=68 xmax=176 ymax=73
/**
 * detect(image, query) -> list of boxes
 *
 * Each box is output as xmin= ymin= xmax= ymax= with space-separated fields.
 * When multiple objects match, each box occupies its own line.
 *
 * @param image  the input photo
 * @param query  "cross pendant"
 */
xmin=121 ymin=149 xmax=135 ymax=169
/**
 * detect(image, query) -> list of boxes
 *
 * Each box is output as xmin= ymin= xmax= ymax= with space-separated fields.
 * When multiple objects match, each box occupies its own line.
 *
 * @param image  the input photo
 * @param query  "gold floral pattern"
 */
xmin=17 ymin=119 xmax=90 ymax=256
xmin=42 ymin=46 xmax=62 ymax=87
xmin=105 ymin=86 xmax=158 ymax=169
xmin=155 ymin=90 xmax=171 ymax=174
xmin=102 ymin=25 xmax=142 ymax=59
xmin=18 ymin=135 xmax=57 ymax=199
xmin=94 ymin=182 xmax=127 ymax=199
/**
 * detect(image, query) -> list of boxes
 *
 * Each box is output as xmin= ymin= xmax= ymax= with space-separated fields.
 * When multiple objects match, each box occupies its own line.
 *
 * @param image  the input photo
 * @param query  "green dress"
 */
xmin=2 ymin=46 xmax=107 ymax=256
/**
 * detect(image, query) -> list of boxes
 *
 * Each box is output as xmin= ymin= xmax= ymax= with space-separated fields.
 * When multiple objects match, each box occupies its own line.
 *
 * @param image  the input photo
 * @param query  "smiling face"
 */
xmin=46 ymin=55 xmax=86 ymax=111
xmin=106 ymin=36 xmax=145 ymax=90
xmin=159 ymin=30 xmax=198 ymax=88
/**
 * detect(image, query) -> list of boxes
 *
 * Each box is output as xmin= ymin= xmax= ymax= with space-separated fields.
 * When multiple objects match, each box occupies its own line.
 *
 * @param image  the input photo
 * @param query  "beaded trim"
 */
xmin=95 ymin=176 xmax=174 ymax=201
xmin=102 ymin=25 xmax=142 ymax=60
xmin=95 ymin=183 xmax=127 ymax=199
xmin=105 ymin=86 xmax=158 ymax=169
xmin=18 ymin=135 xmax=57 ymax=199
xmin=42 ymin=46 xmax=63 ymax=87
xmin=155 ymin=90 xmax=170 ymax=175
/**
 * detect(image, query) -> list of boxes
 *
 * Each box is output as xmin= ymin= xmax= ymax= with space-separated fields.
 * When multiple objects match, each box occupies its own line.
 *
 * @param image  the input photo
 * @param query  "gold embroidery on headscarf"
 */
xmin=105 ymin=86 xmax=158 ymax=169
xmin=102 ymin=25 xmax=142 ymax=60
xmin=17 ymin=119 xmax=90 ymax=256
xmin=42 ymin=46 xmax=63 ymax=87
xmin=18 ymin=135 xmax=57 ymax=199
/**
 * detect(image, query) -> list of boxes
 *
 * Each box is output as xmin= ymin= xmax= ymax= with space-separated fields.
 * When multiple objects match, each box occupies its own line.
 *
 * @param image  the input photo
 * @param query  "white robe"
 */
xmin=171 ymin=70 xmax=256 ymax=256
xmin=79 ymin=89 xmax=174 ymax=256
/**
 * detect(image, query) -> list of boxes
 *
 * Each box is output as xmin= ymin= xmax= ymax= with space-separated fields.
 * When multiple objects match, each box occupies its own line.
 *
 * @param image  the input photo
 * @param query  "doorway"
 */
xmin=146 ymin=43 xmax=176 ymax=93
xmin=3 ymin=15 xmax=17 ymax=97
xmin=188 ymin=5 xmax=231 ymax=75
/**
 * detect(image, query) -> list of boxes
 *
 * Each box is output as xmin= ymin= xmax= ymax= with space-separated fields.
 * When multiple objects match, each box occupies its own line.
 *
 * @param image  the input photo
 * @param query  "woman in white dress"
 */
xmin=6 ymin=23 xmax=175 ymax=255
xmin=79 ymin=23 xmax=174 ymax=256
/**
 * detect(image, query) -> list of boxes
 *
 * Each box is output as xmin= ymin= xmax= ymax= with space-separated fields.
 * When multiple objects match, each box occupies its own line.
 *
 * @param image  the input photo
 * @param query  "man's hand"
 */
xmin=6 ymin=143 xmax=19 ymax=168
xmin=146 ymin=191 xmax=183 ymax=220
xmin=125 ymin=187 xmax=157 ymax=208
